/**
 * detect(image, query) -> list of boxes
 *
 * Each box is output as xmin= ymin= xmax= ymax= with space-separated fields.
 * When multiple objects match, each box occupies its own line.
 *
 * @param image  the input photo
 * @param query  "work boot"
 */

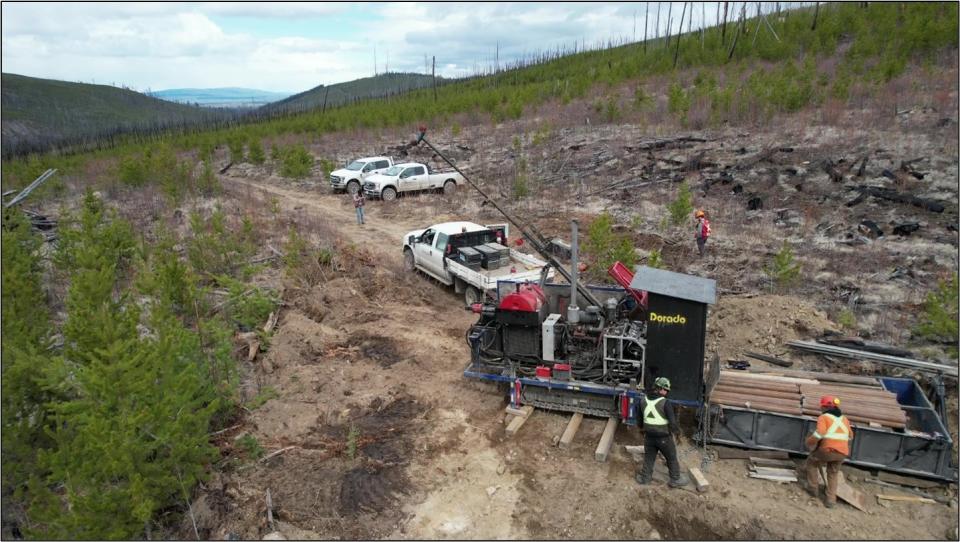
xmin=635 ymin=473 xmax=652 ymax=485
xmin=668 ymin=474 xmax=690 ymax=488
xmin=799 ymin=479 xmax=819 ymax=498
xmin=824 ymin=496 xmax=837 ymax=509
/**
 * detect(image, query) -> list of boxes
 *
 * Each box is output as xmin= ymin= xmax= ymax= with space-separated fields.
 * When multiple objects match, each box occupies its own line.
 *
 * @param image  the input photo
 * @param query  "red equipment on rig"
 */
xmin=608 ymin=262 xmax=648 ymax=309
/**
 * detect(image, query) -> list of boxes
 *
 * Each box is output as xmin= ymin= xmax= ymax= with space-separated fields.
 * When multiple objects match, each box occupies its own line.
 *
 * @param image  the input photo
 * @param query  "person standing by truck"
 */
xmin=635 ymin=377 xmax=689 ymax=488
xmin=353 ymin=191 xmax=365 ymax=225
xmin=802 ymin=395 xmax=853 ymax=508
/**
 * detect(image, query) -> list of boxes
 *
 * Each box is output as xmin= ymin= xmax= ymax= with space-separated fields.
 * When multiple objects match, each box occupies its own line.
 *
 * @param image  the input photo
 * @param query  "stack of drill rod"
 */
xmin=799 ymin=383 xmax=906 ymax=429
xmin=711 ymin=371 xmax=907 ymax=429
xmin=711 ymin=372 xmax=805 ymax=416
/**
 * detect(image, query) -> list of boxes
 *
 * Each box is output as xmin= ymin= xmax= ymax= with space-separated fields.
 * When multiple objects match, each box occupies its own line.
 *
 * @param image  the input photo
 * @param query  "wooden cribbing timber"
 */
xmin=711 ymin=371 xmax=908 ymax=429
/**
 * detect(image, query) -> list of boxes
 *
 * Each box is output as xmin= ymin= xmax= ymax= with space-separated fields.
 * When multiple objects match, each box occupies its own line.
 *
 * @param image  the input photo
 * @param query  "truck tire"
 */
xmin=347 ymin=180 xmax=360 ymax=195
xmin=382 ymin=186 xmax=398 ymax=201
xmin=443 ymin=180 xmax=457 ymax=195
xmin=464 ymin=286 xmax=481 ymax=306
xmin=403 ymin=248 xmax=415 ymax=272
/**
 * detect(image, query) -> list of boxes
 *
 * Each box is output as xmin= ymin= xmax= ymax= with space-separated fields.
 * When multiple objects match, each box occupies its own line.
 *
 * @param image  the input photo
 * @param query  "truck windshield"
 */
xmin=383 ymin=166 xmax=404 ymax=176
xmin=346 ymin=161 xmax=365 ymax=171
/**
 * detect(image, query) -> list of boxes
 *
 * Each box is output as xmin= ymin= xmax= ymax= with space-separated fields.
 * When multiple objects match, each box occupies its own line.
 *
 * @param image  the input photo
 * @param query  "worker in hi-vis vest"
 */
xmin=635 ymin=377 xmax=689 ymax=488
xmin=802 ymin=395 xmax=854 ymax=508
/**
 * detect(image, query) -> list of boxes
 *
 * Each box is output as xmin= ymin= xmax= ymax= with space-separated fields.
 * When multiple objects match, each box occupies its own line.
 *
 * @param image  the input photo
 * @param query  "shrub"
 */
xmin=764 ymin=241 xmax=802 ymax=288
xmin=227 ymin=136 xmax=246 ymax=163
xmin=1 ymin=209 xmax=54 ymax=499
xmin=280 ymin=145 xmax=314 ymax=179
xmin=633 ymin=86 xmax=653 ymax=111
xmin=914 ymin=273 xmax=959 ymax=357
xmin=196 ymin=160 xmax=221 ymax=196
xmin=118 ymin=154 xmax=148 ymax=186
xmin=248 ymin=139 xmax=266 ymax=165
xmin=346 ymin=425 xmax=361 ymax=460
xmin=647 ymin=249 xmax=664 ymax=269
xmin=237 ymin=434 xmax=265 ymax=460
xmin=667 ymin=181 xmax=694 ymax=226
xmin=26 ymin=193 xmax=221 ymax=540
xmin=186 ymin=207 xmax=256 ymax=278
xmin=667 ymin=82 xmax=691 ymax=122
xmin=583 ymin=212 xmax=637 ymax=281
xmin=837 ymin=308 xmax=857 ymax=330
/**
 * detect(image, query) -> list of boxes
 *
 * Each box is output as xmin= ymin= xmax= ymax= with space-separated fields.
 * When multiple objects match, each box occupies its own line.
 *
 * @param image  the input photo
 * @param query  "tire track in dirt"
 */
xmin=219 ymin=174 xmax=531 ymax=539
xmin=223 ymin=176 xmax=426 ymax=251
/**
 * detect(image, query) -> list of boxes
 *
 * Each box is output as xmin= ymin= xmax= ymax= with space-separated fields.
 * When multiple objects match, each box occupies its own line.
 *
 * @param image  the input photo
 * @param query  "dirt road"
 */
xmin=200 ymin=170 xmax=958 ymax=541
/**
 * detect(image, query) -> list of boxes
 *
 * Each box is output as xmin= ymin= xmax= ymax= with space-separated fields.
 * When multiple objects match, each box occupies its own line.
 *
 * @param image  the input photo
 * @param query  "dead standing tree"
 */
xmin=674 ymin=2 xmax=688 ymax=68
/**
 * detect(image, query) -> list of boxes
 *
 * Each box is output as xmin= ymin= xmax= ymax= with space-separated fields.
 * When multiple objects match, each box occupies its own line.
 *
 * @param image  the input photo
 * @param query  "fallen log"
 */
xmin=854 ymin=186 xmax=946 ymax=214
xmin=744 ymin=351 xmax=794 ymax=367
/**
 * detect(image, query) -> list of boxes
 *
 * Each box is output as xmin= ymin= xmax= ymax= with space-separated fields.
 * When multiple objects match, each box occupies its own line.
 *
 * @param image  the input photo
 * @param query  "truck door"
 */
xmin=403 ymin=165 xmax=428 ymax=191
xmin=360 ymin=162 xmax=376 ymax=179
xmin=414 ymin=228 xmax=440 ymax=274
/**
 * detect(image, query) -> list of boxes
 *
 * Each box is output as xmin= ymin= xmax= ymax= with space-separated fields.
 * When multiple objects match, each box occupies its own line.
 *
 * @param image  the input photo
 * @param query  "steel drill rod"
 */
xmin=417 ymin=133 xmax=602 ymax=308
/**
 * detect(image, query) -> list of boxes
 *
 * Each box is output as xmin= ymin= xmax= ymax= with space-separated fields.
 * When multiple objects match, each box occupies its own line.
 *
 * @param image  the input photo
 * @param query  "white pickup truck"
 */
xmin=363 ymin=162 xmax=464 ymax=201
xmin=329 ymin=156 xmax=393 ymax=195
xmin=402 ymin=221 xmax=554 ymax=305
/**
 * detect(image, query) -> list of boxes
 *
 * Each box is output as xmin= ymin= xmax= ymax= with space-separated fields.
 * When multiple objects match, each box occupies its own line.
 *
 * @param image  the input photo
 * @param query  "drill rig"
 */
xmin=415 ymin=129 xmax=716 ymax=424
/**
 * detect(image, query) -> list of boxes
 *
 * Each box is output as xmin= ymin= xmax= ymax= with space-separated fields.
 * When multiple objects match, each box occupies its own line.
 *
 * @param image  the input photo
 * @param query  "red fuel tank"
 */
xmin=498 ymin=283 xmax=546 ymax=312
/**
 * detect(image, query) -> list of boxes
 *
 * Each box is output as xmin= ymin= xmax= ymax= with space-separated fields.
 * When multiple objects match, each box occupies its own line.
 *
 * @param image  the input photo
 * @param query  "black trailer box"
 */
xmin=458 ymin=246 xmax=483 ymax=270
xmin=484 ymin=242 xmax=510 ymax=261
xmin=475 ymin=244 xmax=502 ymax=270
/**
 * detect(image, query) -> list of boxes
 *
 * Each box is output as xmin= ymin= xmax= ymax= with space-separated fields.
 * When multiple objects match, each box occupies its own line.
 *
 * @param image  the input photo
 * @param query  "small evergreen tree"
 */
xmin=583 ymin=212 xmax=638 ymax=281
xmin=915 ymin=273 xmax=959 ymax=358
xmin=764 ymin=241 xmax=802 ymax=288
xmin=1 ymin=210 xmax=54 ymax=502
xmin=248 ymin=139 xmax=266 ymax=165
xmin=667 ymin=181 xmax=694 ymax=226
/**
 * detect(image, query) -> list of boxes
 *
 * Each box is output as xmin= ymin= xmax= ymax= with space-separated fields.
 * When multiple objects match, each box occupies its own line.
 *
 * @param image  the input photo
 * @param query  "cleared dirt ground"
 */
xmin=177 ymin=137 xmax=958 ymax=540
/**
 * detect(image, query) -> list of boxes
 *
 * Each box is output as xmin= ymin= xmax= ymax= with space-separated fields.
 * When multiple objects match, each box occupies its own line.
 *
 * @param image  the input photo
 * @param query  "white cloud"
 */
xmin=1 ymin=2 xmax=734 ymax=93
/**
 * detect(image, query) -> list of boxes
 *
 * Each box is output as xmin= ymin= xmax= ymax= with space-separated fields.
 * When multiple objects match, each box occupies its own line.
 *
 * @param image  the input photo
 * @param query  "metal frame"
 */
xmin=706 ymin=376 xmax=957 ymax=481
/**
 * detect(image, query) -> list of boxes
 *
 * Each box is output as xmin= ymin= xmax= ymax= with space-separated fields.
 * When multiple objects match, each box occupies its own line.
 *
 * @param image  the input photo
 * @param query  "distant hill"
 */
xmin=150 ymin=87 xmax=291 ymax=108
xmin=260 ymin=72 xmax=441 ymax=115
xmin=1 ymin=73 xmax=234 ymax=156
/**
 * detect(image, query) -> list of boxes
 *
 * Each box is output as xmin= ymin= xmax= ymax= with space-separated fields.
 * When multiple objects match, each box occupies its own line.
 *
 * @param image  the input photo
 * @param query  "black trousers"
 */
xmin=640 ymin=433 xmax=681 ymax=480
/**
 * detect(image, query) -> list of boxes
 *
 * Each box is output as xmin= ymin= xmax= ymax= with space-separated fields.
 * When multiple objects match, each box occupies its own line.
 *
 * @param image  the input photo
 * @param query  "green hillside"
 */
xmin=3 ymin=2 xmax=957 ymax=187
xmin=1 ymin=73 xmax=234 ymax=157
xmin=260 ymin=72 xmax=441 ymax=115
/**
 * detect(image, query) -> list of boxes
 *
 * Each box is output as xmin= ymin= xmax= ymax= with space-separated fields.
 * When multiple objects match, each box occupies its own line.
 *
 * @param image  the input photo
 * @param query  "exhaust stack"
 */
xmin=567 ymin=219 xmax=580 ymax=324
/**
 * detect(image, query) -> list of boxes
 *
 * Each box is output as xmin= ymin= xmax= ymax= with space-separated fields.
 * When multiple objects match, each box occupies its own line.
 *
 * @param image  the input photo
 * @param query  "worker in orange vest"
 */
xmin=694 ymin=210 xmax=711 ymax=257
xmin=802 ymin=395 xmax=853 ymax=508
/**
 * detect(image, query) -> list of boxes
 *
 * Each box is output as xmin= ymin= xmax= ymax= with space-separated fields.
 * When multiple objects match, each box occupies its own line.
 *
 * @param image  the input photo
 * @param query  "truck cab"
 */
xmin=363 ymin=162 xmax=463 ymax=201
xmin=329 ymin=156 xmax=393 ymax=195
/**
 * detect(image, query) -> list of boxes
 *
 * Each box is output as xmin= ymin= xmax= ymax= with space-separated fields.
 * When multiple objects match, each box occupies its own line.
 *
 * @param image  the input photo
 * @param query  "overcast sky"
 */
xmin=2 ymin=2 xmax=746 ymax=93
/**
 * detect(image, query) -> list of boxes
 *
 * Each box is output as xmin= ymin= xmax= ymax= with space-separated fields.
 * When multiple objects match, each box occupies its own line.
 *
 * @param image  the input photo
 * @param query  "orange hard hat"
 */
xmin=695 ymin=209 xmax=706 ymax=218
xmin=820 ymin=395 xmax=840 ymax=408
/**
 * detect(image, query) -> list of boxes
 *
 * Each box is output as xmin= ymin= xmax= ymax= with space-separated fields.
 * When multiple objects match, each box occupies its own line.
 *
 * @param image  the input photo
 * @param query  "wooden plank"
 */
xmin=505 ymin=406 xmax=534 ymax=437
xmin=750 ymin=457 xmax=796 ymax=469
xmin=876 ymin=471 xmax=943 ymax=489
xmin=835 ymin=472 xmax=867 ymax=511
xmin=715 ymin=447 xmax=789 ymax=460
xmin=751 ymin=466 xmax=797 ymax=477
xmin=558 ymin=412 xmax=583 ymax=449
xmin=505 ymin=406 xmax=528 ymax=417
xmin=876 ymin=494 xmax=937 ymax=504
xmin=688 ymin=467 xmax=710 ymax=493
xmin=594 ymin=417 xmax=618 ymax=463
xmin=749 ymin=473 xmax=797 ymax=482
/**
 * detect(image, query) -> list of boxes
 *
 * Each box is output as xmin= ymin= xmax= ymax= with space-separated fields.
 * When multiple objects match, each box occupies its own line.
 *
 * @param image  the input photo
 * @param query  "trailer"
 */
xmin=703 ymin=362 xmax=958 ymax=482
